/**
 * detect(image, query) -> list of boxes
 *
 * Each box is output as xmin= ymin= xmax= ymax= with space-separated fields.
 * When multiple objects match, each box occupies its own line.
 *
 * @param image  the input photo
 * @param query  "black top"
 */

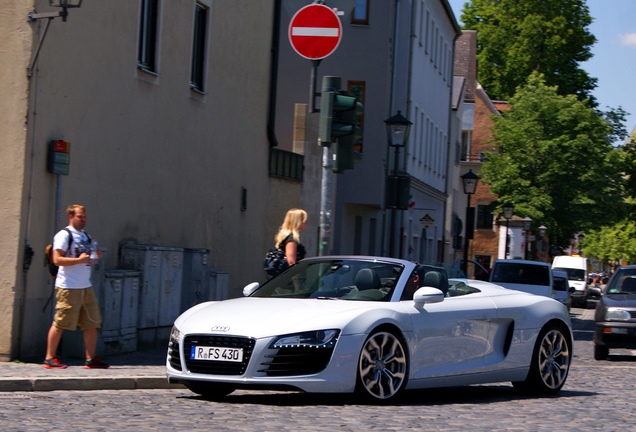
xmin=279 ymin=233 xmax=306 ymax=262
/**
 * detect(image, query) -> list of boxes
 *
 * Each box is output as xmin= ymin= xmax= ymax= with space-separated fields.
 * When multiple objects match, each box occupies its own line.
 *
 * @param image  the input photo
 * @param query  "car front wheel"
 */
xmin=513 ymin=324 xmax=572 ymax=395
xmin=594 ymin=343 xmax=609 ymax=360
xmin=356 ymin=329 xmax=408 ymax=402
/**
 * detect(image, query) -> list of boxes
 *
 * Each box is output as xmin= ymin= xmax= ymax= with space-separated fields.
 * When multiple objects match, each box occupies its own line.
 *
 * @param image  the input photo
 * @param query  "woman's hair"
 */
xmin=275 ymin=208 xmax=307 ymax=247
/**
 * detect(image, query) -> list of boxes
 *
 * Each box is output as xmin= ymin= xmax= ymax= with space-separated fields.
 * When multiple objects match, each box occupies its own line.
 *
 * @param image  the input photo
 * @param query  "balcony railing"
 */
xmin=269 ymin=148 xmax=304 ymax=182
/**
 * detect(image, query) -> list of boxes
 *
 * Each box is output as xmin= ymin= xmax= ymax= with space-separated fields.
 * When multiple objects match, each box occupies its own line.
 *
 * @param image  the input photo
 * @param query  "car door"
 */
xmin=403 ymin=294 xmax=497 ymax=379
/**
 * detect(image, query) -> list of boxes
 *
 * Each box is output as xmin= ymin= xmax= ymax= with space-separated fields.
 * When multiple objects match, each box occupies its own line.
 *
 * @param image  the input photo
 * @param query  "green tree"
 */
xmin=583 ymin=220 xmax=636 ymax=264
xmin=460 ymin=0 xmax=597 ymax=103
xmin=480 ymin=73 xmax=626 ymax=247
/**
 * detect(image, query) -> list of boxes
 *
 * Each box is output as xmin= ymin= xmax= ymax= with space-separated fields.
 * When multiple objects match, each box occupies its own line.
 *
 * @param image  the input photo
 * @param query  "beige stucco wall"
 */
xmin=0 ymin=0 xmax=307 ymax=360
xmin=0 ymin=1 xmax=34 ymax=360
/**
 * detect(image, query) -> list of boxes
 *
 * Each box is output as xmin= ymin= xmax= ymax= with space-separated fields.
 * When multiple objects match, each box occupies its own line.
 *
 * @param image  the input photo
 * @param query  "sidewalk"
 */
xmin=0 ymin=349 xmax=184 ymax=392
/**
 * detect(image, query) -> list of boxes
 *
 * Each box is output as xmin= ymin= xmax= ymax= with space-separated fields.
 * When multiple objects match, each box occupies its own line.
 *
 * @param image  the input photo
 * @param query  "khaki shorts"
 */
xmin=53 ymin=286 xmax=102 ymax=331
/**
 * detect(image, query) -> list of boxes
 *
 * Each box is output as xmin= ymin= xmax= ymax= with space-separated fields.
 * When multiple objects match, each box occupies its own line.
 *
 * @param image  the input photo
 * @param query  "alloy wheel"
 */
xmin=358 ymin=331 xmax=407 ymax=400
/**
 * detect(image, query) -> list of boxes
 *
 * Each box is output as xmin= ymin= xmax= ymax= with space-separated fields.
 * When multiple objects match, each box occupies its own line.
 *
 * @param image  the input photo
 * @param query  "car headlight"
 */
xmin=271 ymin=330 xmax=340 ymax=349
xmin=169 ymin=326 xmax=181 ymax=346
xmin=605 ymin=308 xmax=632 ymax=321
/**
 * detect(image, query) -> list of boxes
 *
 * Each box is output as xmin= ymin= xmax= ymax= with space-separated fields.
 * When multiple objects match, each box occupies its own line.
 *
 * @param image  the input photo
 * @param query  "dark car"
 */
xmin=594 ymin=265 xmax=636 ymax=360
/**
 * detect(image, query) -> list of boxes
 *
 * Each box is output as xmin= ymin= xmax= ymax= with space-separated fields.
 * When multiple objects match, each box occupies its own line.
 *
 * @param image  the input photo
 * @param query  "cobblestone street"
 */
xmin=1 ymin=306 xmax=635 ymax=431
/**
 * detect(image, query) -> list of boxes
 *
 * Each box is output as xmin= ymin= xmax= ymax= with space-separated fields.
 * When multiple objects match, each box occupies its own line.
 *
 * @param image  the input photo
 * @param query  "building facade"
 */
xmin=0 ymin=0 xmax=304 ymax=360
xmin=275 ymin=0 xmax=461 ymax=263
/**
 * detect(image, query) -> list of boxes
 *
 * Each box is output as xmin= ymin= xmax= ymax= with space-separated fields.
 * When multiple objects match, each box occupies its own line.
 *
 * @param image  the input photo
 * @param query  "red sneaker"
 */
xmin=85 ymin=357 xmax=110 ymax=369
xmin=43 ymin=357 xmax=68 ymax=369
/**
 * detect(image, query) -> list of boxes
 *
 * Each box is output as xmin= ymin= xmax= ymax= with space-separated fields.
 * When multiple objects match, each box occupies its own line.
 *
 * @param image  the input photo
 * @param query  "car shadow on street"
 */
xmin=179 ymin=385 xmax=596 ymax=406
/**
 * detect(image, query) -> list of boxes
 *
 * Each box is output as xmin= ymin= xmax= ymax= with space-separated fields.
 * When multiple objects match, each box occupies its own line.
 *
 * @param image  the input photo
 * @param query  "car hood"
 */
xmin=603 ymin=293 xmax=636 ymax=308
xmin=174 ymin=297 xmax=395 ymax=338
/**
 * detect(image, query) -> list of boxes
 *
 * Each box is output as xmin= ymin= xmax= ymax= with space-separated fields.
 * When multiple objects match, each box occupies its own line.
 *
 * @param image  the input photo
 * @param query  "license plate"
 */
xmin=190 ymin=346 xmax=243 ymax=362
xmin=611 ymin=328 xmax=629 ymax=335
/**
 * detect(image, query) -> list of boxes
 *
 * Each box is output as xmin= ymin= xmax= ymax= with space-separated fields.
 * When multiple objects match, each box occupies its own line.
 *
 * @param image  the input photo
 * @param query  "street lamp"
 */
xmin=29 ymin=0 xmax=83 ymax=22
xmin=538 ymin=225 xmax=547 ymax=238
xmin=576 ymin=233 xmax=585 ymax=256
xmin=522 ymin=217 xmax=532 ymax=260
xmin=461 ymin=170 xmax=480 ymax=277
xmin=538 ymin=225 xmax=547 ymax=262
xmin=503 ymin=202 xmax=514 ymax=259
xmin=385 ymin=111 xmax=412 ymax=257
xmin=27 ymin=0 xmax=84 ymax=77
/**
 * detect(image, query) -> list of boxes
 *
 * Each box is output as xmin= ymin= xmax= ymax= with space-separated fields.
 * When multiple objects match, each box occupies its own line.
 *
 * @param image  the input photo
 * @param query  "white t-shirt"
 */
xmin=53 ymin=226 xmax=92 ymax=289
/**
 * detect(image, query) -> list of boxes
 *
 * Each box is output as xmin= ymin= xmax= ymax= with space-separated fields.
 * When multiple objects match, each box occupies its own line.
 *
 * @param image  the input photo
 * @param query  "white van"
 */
xmin=489 ymin=259 xmax=554 ymax=298
xmin=552 ymin=256 xmax=589 ymax=308
xmin=552 ymin=270 xmax=572 ymax=311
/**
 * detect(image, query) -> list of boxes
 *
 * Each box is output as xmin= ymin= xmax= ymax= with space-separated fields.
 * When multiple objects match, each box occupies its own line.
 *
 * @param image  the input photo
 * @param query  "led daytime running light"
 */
xmin=272 ymin=330 xmax=339 ymax=349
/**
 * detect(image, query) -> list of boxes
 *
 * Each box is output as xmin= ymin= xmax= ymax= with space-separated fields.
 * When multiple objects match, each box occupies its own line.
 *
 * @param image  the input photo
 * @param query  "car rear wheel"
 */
xmin=356 ymin=329 xmax=408 ymax=402
xmin=594 ymin=343 xmax=609 ymax=360
xmin=513 ymin=324 xmax=572 ymax=395
xmin=184 ymin=381 xmax=236 ymax=399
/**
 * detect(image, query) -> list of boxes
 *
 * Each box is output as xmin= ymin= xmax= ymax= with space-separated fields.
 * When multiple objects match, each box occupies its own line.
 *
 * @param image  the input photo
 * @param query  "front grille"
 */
xmin=168 ymin=341 xmax=182 ymax=371
xmin=260 ymin=347 xmax=335 ymax=376
xmin=630 ymin=311 xmax=636 ymax=319
xmin=183 ymin=335 xmax=255 ymax=375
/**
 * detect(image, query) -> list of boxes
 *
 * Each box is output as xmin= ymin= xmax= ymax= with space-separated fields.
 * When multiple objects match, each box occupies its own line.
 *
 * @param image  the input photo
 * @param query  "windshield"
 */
xmin=252 ymin=259 xmax=405 ymax=301
xmin=491 ymin=262 xmax=550 ymax=286
xmin=552 ymin=267 xmax=586 ymax=281
xmin=607 ymin=269 xmax=636 ymax=294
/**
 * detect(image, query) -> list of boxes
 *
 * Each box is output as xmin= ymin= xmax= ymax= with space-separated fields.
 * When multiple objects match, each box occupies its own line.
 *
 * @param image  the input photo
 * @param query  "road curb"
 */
xmin=0 ymin=376 xmax=185 ymax=392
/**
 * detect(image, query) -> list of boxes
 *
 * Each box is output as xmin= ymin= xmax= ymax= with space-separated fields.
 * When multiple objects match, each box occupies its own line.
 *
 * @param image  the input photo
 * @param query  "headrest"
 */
xmin=356 ymin=268 xmax=381 ymax=291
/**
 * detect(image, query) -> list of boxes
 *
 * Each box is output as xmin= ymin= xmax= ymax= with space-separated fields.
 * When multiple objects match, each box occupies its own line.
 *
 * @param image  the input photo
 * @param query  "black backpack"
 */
xmin=263 ymin=247 xmax=288 ymax=277
xmin=45 ymin=228 xmax=90 ymax=278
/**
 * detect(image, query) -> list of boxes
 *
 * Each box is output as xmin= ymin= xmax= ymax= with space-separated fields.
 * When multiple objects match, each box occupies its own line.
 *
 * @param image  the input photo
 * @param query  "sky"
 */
xmin=446 ymin=0 xmax=636 ymax=138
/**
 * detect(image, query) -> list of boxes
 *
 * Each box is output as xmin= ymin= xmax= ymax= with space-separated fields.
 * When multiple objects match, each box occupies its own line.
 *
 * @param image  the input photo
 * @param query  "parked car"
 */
xmin=489 ymin=259 xmax=554 ymax=299
xmin=594 ymin=265 xmax=636 ymax=360
xmin=552 ymin=270 xmax=573 ymax=312
xmin=166 ymin=256 xmax=572 ymax=402
xmin=552 ymin=256 xmax=590 ymax=308
xmin=454 ymin=258 xmax=490 ymax=281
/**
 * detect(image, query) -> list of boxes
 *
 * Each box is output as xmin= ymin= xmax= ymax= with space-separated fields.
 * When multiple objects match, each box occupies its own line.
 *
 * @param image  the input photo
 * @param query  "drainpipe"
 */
xmin=267 ymin=0 xmax=281 ymax=147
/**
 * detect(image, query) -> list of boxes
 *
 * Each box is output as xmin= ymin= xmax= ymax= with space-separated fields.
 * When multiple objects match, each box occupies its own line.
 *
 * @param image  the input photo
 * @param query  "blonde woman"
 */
xmin=275 ymin=208 xmax=308 ymax=266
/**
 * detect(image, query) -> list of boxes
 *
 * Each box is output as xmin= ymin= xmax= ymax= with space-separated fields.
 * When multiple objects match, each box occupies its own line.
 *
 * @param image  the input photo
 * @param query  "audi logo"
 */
xmin=210 ymin=326 xmax=230 ymax=333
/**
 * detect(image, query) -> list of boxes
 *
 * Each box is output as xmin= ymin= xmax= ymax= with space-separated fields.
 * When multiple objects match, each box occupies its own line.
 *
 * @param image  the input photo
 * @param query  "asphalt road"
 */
xmin=1 ymin=305 xmax=635 ymax=432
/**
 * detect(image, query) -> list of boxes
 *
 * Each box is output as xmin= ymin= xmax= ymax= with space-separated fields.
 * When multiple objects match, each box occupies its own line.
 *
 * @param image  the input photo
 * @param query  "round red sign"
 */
xmin=288 ymin=4 xmax=342 ymax=60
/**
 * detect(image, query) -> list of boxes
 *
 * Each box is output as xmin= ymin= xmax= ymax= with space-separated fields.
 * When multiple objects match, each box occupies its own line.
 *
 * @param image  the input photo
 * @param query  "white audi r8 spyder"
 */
xmin=166 ymin=256 xmax=572 ymax=402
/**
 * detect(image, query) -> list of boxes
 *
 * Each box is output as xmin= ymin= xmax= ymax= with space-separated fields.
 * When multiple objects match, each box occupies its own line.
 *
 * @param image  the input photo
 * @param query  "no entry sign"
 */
xmin=289 ymin=4 xmax=342 ymax=60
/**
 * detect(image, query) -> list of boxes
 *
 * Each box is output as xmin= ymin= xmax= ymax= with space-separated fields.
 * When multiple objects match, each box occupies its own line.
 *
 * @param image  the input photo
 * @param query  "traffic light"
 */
xmin=318 ymin=77 xmax=363 ymax=173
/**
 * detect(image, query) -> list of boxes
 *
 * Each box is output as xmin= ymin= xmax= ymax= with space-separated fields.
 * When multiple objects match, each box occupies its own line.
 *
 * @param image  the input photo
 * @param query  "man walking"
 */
xmin=43 ymin=204 xmax=109 ymax=369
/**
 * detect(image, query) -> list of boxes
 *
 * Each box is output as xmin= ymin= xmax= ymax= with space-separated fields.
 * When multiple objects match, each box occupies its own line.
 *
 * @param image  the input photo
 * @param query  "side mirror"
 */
xmin=243 ymin=282 xmax=260 ymax=297
xmin=413 ymin=287 xmax=444 ymax=309
xmin=588 ymin=286 xmax=602 ymax=297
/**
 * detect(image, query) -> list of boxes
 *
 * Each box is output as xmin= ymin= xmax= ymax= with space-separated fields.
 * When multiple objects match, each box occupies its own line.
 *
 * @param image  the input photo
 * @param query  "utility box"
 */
xmin=98 ymin=270 xmax=140 ymax=355
xmin=119 ymin=245 xmax=183 ymax=329
xmin=158 ymin=248 xmax=183 ymax=326
xmin=209 ymin=269 xmax=229 ymax=301
xmin=101 ymin=270 xmax=124 ymax=338
xmin=181 ymin=248 xmax=211 ymax=312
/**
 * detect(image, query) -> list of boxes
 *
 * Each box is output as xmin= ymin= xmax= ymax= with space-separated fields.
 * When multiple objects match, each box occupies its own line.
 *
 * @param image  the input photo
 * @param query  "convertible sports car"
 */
xmin=166 ymin=256 xmax=572 ymax=402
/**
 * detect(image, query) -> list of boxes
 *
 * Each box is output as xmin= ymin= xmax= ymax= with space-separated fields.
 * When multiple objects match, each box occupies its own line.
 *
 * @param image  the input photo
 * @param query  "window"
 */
xmin=191 ymin=4 xmax=208 ymax=92
xmin=351 ymin=0 xmax=369 ymax=25
xmin=476 ymin=203 xmax=495 ymax=230
xmin=354 ymin=216 xmax=363 ymax=255
xmin=368 ymin=218 xmax=377 ymax=255
xmin=138 ymin=0 xmax=159 ymax=72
